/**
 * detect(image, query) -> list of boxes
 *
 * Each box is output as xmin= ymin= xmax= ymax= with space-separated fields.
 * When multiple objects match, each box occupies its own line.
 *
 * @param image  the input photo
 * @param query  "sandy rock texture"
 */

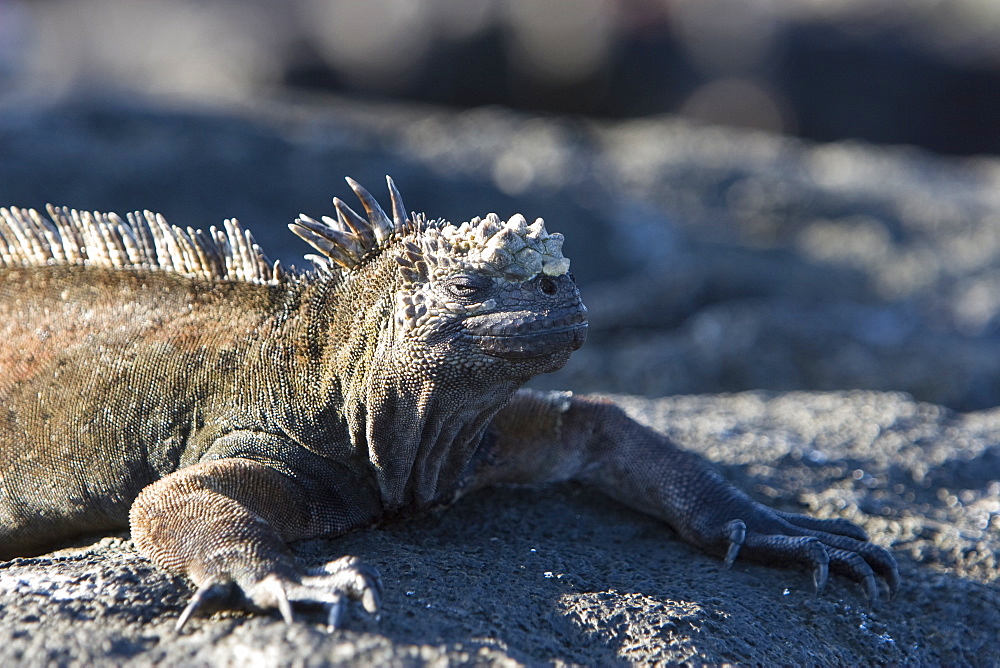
xmin=0 ymin=392 xmax=996 ymax=665
xmin=0 ymin=98 xmax=998 ymax=664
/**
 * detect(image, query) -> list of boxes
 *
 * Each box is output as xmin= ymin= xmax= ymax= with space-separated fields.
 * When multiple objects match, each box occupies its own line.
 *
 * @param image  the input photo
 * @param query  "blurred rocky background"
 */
xmin=5 ymin=0 xmax=1000 ymax=153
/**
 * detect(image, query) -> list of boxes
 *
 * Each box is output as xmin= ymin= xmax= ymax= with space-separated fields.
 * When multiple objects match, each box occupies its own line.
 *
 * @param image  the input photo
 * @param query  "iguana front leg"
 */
xmin=129 ymin=455 xmax=381 ymax=630
xmin=472 ymin=389 xmax=899 ymax=602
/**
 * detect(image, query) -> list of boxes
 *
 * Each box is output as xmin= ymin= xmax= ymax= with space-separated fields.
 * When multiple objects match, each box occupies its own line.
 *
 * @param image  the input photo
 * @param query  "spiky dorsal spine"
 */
xmin=290 ymin=176 xmax=571 ymax=283
xmin=289 ymin=176 xmax=414 ymax=271
xmin=0 ymin=176 xmax=571 ymax=287
xmin=0 ymin=205 xmax=281 ymax=284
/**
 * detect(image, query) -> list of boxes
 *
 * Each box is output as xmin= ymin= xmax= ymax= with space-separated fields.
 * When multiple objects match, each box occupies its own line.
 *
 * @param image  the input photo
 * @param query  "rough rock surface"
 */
xmin=0 ymin=98 xmax=999 ymax=664
xmin=0 ymin=392 xmax=996 ymax=665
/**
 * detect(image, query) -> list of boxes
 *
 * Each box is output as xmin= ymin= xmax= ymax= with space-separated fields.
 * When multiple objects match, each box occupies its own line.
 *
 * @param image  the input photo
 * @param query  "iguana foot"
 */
xmin=301 ymin=556 xmax=383 ymax=630
xmin=712 ymin=505 xmax=898 ymax=605
xmin=175 ymin=556 xmax=382 ymax=631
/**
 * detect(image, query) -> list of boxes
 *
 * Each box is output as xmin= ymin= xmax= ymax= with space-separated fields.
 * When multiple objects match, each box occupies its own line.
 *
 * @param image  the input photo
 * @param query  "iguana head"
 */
xmin=290 ymin=177 xmax=587 ymax=378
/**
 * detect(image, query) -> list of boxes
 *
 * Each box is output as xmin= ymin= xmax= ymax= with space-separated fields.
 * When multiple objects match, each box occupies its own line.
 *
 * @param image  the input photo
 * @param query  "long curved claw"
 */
xmin=325 ymin=595 xmax=345 ymax=632
xmin=175 ymin=581 xmax=234 ymax=632
xmin=863 ymin=573 xmax=879 ymax=607
xmin=825 ymin=546 xmax=885 ymax=606
xmin=175 ymin=556 xmax=383 ymax=632
xmin=711 ymin=506 xmax=899 ymax=604
xmin=736 ymin=532 xmax=833 ymax=594
xmin=175 ymin=588 xmax=206 ymax=632
xmin=868 ymin=547 xmax=899 ymax=601
xmin=280 ymin=555 xmax=383 ymax=631
xmin=723 ymin=519 xmax=746 ymax=569
xmin=884 ymin=562 xmax=900 ymax=600
xmin=306 ymin=555 xmax=383 ymax=614
xmin=787 ymin=523 xmax=898 ymax=603
xmin=261 ymin=575 xmax=295 ymax=625
xmin=812 ymin=559 xmax=829 ymax=594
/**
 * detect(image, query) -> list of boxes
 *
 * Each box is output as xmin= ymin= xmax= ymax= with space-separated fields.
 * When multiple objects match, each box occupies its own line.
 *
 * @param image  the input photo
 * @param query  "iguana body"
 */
xmin=0 ymin=178 xmax=897 ymax=628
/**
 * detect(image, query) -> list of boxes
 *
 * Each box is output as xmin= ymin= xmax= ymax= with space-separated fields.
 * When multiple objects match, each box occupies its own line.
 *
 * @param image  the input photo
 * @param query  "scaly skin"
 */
xmin=0 ymin=178 xmax=897 ymax=630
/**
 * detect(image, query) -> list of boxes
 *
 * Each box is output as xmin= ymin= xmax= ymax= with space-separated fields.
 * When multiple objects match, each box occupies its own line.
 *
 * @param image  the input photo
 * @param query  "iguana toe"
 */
xmin=722 ymin=519 xmax=746 ymax=569
xmin=715 ymin=510 xmax=897 ymax=604
xmin=173 ymin=557 xmax=382 ymax=631
xmin=294 ymin=556 xmax=383 ymax=630
xmin=774 ymin=509 xmax=871 ymax=541
xmin=175 ymin=581 xmax=238 ymax=632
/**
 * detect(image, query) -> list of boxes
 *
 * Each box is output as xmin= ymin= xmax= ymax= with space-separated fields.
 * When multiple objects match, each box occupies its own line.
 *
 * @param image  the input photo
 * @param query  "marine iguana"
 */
xmin=0 ymin=177 xmax=898 ymax=629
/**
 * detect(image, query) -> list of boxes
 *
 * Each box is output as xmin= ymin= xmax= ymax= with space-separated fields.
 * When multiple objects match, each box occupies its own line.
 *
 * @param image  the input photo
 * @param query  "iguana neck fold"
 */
xmin=295 ymin=254 xmax=523 ymax=509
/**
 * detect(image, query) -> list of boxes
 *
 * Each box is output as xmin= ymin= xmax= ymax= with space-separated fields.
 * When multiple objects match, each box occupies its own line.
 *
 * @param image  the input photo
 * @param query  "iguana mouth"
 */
xmin=464 ymin=311 xmax=588 ymax=359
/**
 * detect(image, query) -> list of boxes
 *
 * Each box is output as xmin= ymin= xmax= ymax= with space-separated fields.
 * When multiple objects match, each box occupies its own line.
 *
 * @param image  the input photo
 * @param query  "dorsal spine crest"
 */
xmin=0 ymin=204 xmax=281 ymax=284
xmin=0 ymin=176 xmax=571 ymax=286
xmin=289 ymin=176 xmax=413 ymax=271
xmin=290 ymin=176 xmax=570 ymax=284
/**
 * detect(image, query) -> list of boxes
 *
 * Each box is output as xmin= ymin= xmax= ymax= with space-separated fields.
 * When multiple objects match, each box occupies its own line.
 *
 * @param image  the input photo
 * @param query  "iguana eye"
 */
xmin=537 ymin=276 xmax=558 ymax=296
xmin=446 ymin=276 xmax=488 ymax=299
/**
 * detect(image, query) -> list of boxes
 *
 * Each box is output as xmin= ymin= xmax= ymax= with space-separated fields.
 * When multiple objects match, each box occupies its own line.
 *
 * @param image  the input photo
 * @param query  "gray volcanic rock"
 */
xmin=0 ymin=392 xmax=996 ymax=665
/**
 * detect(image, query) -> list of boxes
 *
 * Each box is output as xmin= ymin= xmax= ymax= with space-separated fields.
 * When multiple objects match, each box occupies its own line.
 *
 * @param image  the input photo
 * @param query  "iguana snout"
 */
xmin=460 ymin=273 xmax=588 ymax=360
